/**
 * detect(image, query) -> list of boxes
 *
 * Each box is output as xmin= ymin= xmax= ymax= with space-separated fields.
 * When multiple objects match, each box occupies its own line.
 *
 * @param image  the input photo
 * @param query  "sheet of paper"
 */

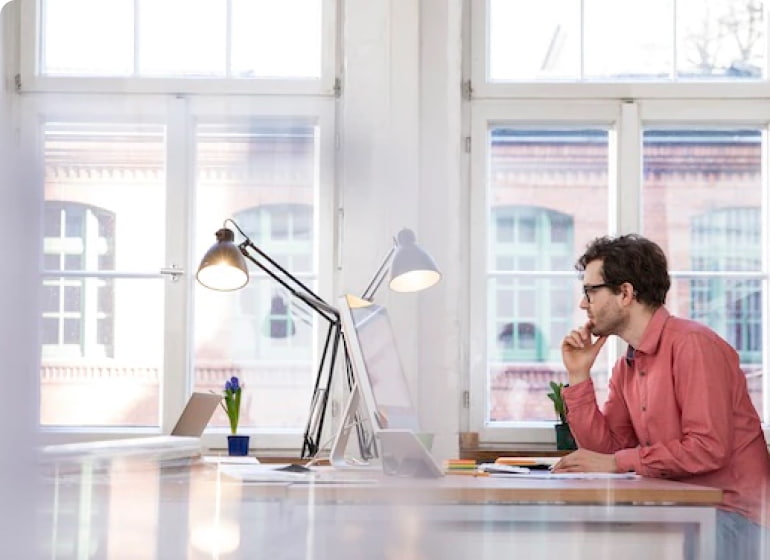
xmin=218 ymin=464 xmax=377 ymax=485
xmin=489 ymin=472 xmax=640 ymax=480
xmin=201 ymin=455 xmax=260 ymax=465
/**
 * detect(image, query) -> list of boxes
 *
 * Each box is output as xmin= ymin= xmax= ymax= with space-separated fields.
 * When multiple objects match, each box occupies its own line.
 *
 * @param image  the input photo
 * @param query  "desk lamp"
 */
xmin=348 ymin=228 xmax=442 ymax=308
xmin=334 ymin=228 xmax=442 ymax=461
xmin=196 ymin=219 xmax=346 ymax=459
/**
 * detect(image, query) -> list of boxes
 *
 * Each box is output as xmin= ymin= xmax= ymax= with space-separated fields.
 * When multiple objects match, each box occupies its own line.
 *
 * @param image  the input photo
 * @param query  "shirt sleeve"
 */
xmin=563 ymin=373 xmax=638 ymax=455
xmin=628 ymin=332 xmax=734 ymax=478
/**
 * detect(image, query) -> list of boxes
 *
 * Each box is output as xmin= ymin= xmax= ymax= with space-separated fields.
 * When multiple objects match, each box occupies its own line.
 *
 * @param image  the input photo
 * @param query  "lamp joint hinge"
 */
xmin=462 ymin=79 xmax=472 ymax=101
xmin=463 ymin=390 xmax=470 ymax=408
xmin=14 ymin=73 xmax=21 ymax=92
xmin=333 ymin=77 xmax=342 ymax=98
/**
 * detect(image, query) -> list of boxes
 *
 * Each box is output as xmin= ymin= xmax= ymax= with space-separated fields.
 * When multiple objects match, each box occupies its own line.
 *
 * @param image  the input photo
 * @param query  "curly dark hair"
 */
xmin=576 ymin=234 xmax=670 ymax=308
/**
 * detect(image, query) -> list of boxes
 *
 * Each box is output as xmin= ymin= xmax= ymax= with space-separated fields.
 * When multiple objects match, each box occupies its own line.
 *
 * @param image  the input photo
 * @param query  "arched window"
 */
xmin=690 ymin=207 xmax=761 ymax=363
xmin=490 ymin=206 xmax=573 ymax=362
xmin=41 ymin=202 xmax=116 ymax=358
xmin=231 ymin=203 xmax=315 ymax=359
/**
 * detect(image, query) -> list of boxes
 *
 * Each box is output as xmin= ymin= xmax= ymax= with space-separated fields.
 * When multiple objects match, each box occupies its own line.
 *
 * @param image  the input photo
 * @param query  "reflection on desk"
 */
xmin=39 ymin=451 xmax=723 ymax=560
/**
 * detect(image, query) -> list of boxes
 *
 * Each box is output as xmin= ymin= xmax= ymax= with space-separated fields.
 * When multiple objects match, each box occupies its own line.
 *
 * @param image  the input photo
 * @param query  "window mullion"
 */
xmin=616 ymin=101 xmax=641 ymax=235
xmin=162 ymin=96 xmax=193 ymax=433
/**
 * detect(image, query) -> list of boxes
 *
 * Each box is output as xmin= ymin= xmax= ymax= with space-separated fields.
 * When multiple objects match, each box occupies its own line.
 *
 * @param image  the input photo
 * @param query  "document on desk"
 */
xmin=489 ymin=471 xmax=640 ymax=480
xmin=218 ymin=464 xmax=377 ymax=485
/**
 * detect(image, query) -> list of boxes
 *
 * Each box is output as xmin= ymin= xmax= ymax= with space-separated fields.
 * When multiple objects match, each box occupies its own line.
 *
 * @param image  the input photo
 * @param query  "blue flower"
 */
xmin=222 ymin=376 xmax=243 ymax=435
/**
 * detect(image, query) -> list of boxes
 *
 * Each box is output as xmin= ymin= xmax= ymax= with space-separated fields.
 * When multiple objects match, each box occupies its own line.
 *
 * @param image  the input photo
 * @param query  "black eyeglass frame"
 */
xmin=582 ymin=282 xmax=613 ymax=303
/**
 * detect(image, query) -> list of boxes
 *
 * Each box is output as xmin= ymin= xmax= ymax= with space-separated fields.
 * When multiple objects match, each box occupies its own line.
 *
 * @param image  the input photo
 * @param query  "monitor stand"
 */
xmin=329 ymin=384 xmax=379 ymax=469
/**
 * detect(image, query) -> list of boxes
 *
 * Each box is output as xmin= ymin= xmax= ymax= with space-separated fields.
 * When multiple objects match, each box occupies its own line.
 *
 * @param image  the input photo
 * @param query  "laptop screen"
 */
xmin=171 ymin=392 xmax=223 ymax=437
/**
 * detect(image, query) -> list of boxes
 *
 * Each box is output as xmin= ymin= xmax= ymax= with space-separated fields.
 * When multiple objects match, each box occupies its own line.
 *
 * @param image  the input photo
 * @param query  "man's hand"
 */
xmin=561 ymin=322 xmax=608 ymax=385
xmin=551 ymin=449 xmax=618 ymax=473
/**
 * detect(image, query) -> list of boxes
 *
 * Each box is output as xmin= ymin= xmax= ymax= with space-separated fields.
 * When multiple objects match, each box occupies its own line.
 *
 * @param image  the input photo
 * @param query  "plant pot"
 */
xmin=227 ymin=434 xmax=250 ymax=456
xmin=555 ymin=423 xmax=577 ymax=451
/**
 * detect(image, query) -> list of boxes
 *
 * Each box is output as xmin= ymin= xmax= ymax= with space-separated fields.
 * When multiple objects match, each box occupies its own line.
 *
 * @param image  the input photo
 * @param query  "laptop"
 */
xmin=378 ymin=429 xmax=444 ymax=478
xmin=170 ymin=392 xmax=223 ymax=436
xmin=41 ymin=392 xmax=223 ymax=460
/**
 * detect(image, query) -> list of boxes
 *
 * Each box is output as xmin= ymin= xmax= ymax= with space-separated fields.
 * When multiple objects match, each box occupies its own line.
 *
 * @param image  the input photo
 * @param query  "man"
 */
xmin=554 ymin=234 xmax=770 ymax=559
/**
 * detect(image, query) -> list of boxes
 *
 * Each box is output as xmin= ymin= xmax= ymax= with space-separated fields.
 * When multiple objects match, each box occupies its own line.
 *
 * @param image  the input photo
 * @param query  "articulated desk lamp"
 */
xmin=358 ymin=228 xmax=441 ymax=303
xmin=196 ymin=219 xmax=345 ymax=459
xmin=196 ymin=222 xmax=440 ymax=460
xmin=335 ymin=228 xmax=442 ymax=461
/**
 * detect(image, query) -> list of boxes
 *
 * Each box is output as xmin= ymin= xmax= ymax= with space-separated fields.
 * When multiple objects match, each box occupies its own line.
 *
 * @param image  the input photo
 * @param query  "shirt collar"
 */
xmin=633 ymin=306 xmax=670 ymax=357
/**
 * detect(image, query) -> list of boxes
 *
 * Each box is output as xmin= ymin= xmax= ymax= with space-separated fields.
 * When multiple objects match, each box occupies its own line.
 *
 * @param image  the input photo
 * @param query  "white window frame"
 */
xmin=468 ymin=97 xmax=770 ymax=445
xmin=24 ymin=93 xmax=337 ymax=450
xmin=470 ymin=0 xmax=770 ymax=101
xmin=18 ymin=0 xmax=338 ymax=95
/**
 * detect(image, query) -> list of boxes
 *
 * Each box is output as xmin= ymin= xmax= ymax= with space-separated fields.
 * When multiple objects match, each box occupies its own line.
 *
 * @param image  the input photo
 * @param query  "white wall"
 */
xmin=339 ymin=0 xmax=464 ymax=460
xmin=0 ymin=0 xmax=40 ymax=557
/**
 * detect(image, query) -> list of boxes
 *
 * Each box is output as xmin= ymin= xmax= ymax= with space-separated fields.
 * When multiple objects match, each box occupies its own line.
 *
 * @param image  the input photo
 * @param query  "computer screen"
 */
xmin=339 ymin=294 xmax=420 ymax=432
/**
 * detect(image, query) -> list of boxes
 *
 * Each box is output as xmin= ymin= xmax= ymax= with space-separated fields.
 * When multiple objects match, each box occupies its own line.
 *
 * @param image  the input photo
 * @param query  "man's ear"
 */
xmin=620 ymin=282 xmax=636 ymax=304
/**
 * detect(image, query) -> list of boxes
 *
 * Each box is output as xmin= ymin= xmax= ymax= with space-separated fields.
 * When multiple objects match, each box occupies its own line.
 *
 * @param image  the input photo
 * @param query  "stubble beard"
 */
xmin=590 ymin=307 xmax=626 ymax=338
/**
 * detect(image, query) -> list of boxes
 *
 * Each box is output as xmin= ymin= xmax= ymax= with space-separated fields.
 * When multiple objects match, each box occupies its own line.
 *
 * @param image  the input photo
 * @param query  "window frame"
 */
xmin=24 ymin=93 xmax=337 ymax=450
xmin=19 ymin=0 xmax=339 ymax=95
xmin=470 ymin=0 xmax=770 ymax=101
xmin=468 ymin=98 xmax=770 ymax=445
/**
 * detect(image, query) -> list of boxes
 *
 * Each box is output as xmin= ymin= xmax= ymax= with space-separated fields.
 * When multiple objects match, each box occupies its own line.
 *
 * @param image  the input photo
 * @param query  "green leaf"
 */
xmin=549 ymin=380 xmax=560 ymax=392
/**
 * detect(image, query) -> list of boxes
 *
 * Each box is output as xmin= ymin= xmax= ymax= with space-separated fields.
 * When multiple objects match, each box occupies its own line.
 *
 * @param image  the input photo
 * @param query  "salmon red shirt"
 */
xmin=564 ymin=307 xmax=770 ymax=525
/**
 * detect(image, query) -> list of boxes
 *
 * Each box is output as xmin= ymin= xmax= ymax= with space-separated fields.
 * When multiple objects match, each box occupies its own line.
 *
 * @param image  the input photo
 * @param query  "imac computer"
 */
xmin=331 ymin=294 xmax=442 ymax=477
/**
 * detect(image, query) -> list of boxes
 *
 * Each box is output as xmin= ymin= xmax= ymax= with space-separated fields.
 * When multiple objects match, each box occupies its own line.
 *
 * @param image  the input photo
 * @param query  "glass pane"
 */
xmin=40 ymin=278 xmax=164 ymax=426
xmin=584 ymin=0 xmax=674 ymax=80
xmin=41 ymin=123 xmax=166 ymax=428
xmin=231 ymin=0 xmax=323 ymax=79
xmin=193 ymin=121 xmax=319 ymax=431
xmin=488 ymin=0 xmax=580 ymax=81
xmin=677 ymin=0 xmax=765 ymax=79
xmin=137 ymin=0 xmax=226 ymax=77
xmin=642 ymin=128 xmax=763 ymax=417
xmin=41 ymin=0 xmax=134 ymax=76
xmin=642 ymin=129 xmax=761 ymax=269
xmin=486 ymin=127 xmax=609 ymax=423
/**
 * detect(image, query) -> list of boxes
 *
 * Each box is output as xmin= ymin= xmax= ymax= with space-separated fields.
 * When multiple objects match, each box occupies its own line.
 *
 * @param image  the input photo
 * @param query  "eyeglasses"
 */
xmin=582 ymin=283 xmax=612 ymax=303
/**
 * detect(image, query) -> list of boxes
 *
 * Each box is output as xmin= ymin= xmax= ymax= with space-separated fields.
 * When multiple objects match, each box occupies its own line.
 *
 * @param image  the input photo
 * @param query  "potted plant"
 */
xmin=222 ymin=376 xmax=249 ymax=456
xmin=547 ymin=381 xmax=577 ymax=451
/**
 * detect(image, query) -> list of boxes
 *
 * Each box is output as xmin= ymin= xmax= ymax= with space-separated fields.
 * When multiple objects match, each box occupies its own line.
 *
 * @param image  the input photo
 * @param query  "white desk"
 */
xmin=39 ymin=455 xmax=722 ymax=560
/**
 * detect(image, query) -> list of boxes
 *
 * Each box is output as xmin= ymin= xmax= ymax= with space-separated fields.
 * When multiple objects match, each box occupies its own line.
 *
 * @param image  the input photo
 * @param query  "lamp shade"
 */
xmin=196 ymin=228 xmax=249 ymax=291
xmin=388 ymin=228 xmax=441 ymax=293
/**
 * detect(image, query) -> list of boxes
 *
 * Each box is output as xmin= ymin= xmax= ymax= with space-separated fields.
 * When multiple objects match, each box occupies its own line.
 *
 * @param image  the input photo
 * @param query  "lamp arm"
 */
xmin=361 ymin=246 xmax=395 ymax=302
xmin=239 ymin=239 xmax=337 ymax=324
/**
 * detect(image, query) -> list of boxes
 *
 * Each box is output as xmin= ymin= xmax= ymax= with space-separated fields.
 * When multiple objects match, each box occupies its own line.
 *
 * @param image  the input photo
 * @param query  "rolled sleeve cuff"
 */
xmin=614 ymin=448 xmax=640 ymax=473
xmin=562 ymin=378 xmax=597 ymax=410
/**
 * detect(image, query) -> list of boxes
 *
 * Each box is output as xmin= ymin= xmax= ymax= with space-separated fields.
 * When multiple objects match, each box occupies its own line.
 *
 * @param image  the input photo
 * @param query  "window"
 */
xmin=26 ymin=1 xmax=337 ymax=448
xmin=22 ymin=0 xmax=335 ymax=95
xmin=485 ymin=0 xmax=765 ymax=82
xmin=470 ymin=1 xmax=770 ymax=443
xmin=642 ymin=129 xmax=764 ymax=416
xmin=39 ymin=0 xmax=323 ymax=79
xmin=471 ymin=125 xmax=611 ymax=432
xmin=42 ymin=202 xmax=115 ymax=358
xmin=491 ymin=206 xmax=573 ymax=364
xmin=40 ymin=122 xmax=167 ymax=428
xmin=691 ymin=208 xmax=761 ymax=364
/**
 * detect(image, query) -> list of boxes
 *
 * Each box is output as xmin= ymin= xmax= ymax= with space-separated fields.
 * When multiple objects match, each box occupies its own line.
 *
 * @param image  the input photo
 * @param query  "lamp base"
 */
xmin=227 ymin=434 xmax=250 ymax=456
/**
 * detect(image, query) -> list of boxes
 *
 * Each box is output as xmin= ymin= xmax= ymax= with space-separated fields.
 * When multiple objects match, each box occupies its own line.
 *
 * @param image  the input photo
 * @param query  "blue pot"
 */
xmin=227 ymin=434 xmax=250 ymax=456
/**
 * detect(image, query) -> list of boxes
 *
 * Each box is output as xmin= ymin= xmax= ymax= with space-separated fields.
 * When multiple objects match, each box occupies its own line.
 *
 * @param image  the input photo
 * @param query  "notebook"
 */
xmin=377 ymin=429 xmax=444 ymax=478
